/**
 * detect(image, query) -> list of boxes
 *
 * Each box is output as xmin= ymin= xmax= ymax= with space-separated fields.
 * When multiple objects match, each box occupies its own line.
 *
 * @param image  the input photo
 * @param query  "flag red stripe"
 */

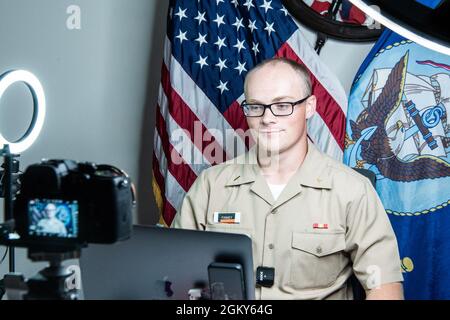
xmin=155 ymin=105 xmax=198 ymax=192
xmin=347 ymin=6 xmax=367 ymax=25
xmin=161 ymin=64 xmax=229 ymax=164
xmin=310 ymin=1 xmax=331 ymax=14
xmin=222 ymin=101 xmax=249 ymax=133
xmin=152 ymin=152 xmax=165 ymax=193
xmin=223 ymin=100 xmax=251 ymax=150
xmin=276 ymin=43 xmax=346 ymax=149
xmin=152 ymin=153 xmax=177 ymax=224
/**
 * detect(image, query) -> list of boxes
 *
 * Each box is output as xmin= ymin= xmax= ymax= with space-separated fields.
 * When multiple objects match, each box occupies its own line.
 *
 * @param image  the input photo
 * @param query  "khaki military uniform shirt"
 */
xmin=171 ymin=140 xmax=403 ymax=299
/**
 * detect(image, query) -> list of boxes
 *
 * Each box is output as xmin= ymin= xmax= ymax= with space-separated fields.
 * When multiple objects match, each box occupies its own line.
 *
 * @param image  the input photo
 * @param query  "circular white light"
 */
xmin=349 ymin=0 xmax=450 ymax=56
xmin=0 ymin=70 xmax=46 ymax=153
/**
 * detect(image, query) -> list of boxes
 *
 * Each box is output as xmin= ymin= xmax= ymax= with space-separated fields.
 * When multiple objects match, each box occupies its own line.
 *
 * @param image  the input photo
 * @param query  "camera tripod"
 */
xmin=3 ymin=250 xmax=81 ymax=300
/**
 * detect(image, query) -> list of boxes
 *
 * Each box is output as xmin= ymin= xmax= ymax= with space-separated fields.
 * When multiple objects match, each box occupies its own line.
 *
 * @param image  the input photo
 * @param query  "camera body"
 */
xmin=10 ymin=159 xmax=133 ymax=252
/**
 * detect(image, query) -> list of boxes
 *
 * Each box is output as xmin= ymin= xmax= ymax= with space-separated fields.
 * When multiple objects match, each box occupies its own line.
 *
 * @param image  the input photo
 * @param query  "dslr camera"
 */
xmin=3 ymin=159 xmax=134 ymax=252
xmin=0 ymin=158 xmax=134 ymax=299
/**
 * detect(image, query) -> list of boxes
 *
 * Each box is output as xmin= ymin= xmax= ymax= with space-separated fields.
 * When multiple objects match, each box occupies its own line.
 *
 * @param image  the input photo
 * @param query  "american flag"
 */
xmin=153 ymin=0 xmax=348 ymax=226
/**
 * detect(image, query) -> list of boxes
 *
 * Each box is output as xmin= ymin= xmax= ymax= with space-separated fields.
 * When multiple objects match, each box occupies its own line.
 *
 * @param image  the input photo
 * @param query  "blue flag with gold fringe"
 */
xmin=344 ymin=29 xmax=450 ymax=299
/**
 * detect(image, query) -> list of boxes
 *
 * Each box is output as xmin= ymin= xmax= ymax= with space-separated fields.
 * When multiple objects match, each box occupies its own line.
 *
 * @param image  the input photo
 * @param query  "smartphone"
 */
xmin=208 ymin=262 xmax=246 ymax=300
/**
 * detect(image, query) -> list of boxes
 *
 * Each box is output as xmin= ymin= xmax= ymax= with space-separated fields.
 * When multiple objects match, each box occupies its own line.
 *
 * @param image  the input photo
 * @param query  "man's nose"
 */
xmin=261 ymin=107 xmax=277 ymax=125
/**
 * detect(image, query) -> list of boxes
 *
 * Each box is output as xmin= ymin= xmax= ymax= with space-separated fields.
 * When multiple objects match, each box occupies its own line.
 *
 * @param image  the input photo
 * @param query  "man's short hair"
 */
xmin=244 ymin=57 xmax=312 ymax=97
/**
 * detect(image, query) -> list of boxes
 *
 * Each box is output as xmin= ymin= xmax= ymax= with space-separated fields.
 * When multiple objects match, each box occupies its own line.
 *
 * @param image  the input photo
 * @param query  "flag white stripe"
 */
xmin=236 ymin=93 xmax=245 ymax=104
xmin=286 ymin=29 xmax=348 ymax=114
xmin=307 ymin=114 xmax=343 ymax=161
xmin=286 ymin=28 xmax=345 ymax=160
xmin=153 ymin=129 xmax=187 ymax=212
xmin=163 ymin=37 xmax=247 ymax=159
xmin=154 ymin=127 xmax=167 ymax=173
xmin=158 ymin=86 xmax=211 ymax=176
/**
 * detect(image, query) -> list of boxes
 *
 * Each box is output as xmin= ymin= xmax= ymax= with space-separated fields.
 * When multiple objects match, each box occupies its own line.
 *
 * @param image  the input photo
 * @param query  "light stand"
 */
xmin=0 ymin=69 xmax=46 ymax=300
xmin=0 ymin=145 xmax=20 ymax=273
xmin=0 ymin=145 xmax=21 ymax=300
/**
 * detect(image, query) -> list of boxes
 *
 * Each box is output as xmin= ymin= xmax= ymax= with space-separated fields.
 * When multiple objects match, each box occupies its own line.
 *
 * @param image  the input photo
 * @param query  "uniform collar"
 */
xmin=295 ymin=140 xmax=333 ymax=190
xmin=225 ymin=139 xmax=332 ymax=206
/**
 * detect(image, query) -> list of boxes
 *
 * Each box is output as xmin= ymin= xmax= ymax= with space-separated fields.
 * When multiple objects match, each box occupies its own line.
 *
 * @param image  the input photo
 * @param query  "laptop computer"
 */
xmin=79 ymin=225 xmax=255 ymax=300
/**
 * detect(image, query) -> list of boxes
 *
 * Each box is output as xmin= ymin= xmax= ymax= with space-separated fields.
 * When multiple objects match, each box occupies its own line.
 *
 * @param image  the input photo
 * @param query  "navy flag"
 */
xmin=344 ymin=29 xmax=450 ymax=299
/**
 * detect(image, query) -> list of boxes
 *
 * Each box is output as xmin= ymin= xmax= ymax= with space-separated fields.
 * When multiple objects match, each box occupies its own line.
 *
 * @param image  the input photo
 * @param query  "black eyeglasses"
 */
xmin=241 ymin=96 xmax=310 ymax=117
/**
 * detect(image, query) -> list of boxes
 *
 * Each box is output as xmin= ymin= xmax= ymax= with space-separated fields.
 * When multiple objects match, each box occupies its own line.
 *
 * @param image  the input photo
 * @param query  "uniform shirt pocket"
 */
xmin=289 ymin=231 xmax=346 ymax=290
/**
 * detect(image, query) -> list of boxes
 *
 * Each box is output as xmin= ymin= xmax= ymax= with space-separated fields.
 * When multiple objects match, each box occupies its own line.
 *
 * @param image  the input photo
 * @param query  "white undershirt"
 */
xmin=267 ymin=183 xmax=287 ymax=201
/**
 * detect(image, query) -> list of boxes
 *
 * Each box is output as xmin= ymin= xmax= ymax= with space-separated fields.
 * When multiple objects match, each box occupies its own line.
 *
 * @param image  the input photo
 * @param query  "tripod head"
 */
xmin=2 ymin=249 xmax=81 ymax=300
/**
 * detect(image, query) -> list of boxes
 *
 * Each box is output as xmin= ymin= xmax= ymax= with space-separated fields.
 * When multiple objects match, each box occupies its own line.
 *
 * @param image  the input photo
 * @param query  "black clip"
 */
xmin=256 ymin=266 xmax=275 ymax=288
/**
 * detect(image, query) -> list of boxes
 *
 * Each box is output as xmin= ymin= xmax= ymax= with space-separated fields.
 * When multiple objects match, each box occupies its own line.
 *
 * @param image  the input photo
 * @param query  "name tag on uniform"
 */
xmin=213 ymin=212 xmax=241 ymax=224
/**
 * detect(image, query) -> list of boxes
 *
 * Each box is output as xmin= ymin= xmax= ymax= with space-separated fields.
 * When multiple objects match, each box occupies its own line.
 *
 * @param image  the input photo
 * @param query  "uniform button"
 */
xmin=268 ymin=243 xmax=274 ymax=249
xmin=316 ymin=246 xmax=322 ymax=254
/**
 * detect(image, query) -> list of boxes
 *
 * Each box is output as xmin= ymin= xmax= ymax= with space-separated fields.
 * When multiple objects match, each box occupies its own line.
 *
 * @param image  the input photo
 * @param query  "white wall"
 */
xmin=0 ymin=0 xmax=373 ymax=292
xmin=0 ymin=0 xmax=167 ymax=291
xmin=298 ymin=26 xmax=374 ymax=94
xmin=0 ymin=0 xmax=167 ymax=226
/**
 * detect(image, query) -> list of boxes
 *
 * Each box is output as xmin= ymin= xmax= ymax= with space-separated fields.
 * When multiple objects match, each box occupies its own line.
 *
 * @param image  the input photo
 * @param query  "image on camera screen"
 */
xmin=28 ymin=199 xmax=79 ymax=238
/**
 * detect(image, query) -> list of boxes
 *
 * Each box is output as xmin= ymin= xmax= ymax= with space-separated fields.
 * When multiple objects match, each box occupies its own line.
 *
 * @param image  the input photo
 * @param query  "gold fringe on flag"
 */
xmin=151 ymin=172 xmax=168 ymax=227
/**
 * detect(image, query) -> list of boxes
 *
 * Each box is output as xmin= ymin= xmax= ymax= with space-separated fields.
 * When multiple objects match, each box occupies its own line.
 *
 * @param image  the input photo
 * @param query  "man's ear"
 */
xmin=305 ymin=95 xmax=317 ymax=119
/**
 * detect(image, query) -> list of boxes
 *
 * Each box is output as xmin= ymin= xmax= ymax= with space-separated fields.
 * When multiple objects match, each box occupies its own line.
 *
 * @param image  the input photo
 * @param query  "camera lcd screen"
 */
xmin=28 ymin=199 xmax=79 ymax=239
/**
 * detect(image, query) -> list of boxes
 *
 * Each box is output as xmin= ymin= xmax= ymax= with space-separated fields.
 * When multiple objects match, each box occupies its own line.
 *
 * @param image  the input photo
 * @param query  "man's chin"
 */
xmin=257 ymin=142 xmax=283 ymax=156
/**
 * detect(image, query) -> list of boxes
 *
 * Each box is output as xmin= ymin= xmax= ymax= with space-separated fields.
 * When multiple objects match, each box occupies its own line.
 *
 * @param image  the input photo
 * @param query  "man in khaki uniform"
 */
xmin=171 ymin=58 xmax=404 ymax=300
